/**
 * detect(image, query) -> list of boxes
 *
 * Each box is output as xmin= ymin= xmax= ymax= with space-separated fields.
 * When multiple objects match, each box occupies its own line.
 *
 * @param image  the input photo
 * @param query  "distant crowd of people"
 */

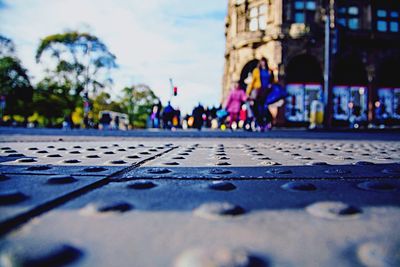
xmin=149 ymin=101 xmax=181 ymax=129
xmin=150 ymin=57 xmax=286 ymax=131
xmin=2 ymin=57 xmax=285 ymax=131
xmin=149 ymin=102 xmax=230 ymax=131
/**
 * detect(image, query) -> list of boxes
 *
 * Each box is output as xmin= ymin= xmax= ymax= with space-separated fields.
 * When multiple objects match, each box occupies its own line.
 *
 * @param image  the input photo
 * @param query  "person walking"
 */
xmin=192 ymin=103 xmax=205 ymax=130
xmin=99 ymin=112 xmax=111 ymax=130
xmin=150 ymin=105 xmax=160 ymax=128
xmin=162 ymin=101 xmax=175 ymax=130
xmin=114 ymin=116 xmax=120 ymax=130
xmin=225 ymin=81 xmax=247 ymax=129
xmin=239 ymin=104 xmax=250 ymax=130
xmin=246 ymin=57 xmax=274 ymax=131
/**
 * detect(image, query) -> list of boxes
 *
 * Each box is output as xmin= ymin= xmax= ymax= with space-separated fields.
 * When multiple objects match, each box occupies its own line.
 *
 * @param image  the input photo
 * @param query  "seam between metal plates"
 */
xmin=111 ymin=176 xmax=400 ymax=182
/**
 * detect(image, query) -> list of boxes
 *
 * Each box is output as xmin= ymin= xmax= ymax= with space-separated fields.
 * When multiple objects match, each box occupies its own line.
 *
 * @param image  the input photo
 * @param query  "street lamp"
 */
xmin=323 ymin=0 xmax=335 ymax=129
xmin=130 ymin=86 xmax=134 ymax=129
xmin=0 ymin=95 xmax=5 ymax=121
xmin=83 ymin=42 xmax=92 ymax=128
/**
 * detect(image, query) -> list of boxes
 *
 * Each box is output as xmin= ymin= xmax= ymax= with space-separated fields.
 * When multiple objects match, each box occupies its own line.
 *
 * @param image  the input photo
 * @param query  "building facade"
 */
xmin=223 ymin=0 xmax=400 ymax=127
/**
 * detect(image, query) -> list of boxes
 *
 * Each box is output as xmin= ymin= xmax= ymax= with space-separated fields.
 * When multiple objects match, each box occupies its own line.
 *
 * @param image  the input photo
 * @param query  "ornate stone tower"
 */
xmin=222 ymin=0 xmax=400 ymax=127
xmin=222 ymin=0 xmax=283 ymax=102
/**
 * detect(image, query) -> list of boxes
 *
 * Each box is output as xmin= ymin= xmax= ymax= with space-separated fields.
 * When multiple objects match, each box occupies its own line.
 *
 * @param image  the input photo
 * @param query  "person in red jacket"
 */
xmin=225 ymin=81 xmax=247 ymax=128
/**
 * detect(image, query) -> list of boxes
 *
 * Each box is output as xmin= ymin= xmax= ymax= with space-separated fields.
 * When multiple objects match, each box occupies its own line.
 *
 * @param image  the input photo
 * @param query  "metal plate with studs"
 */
xmin=0 ymin=179 xmax=399 ymax=267
xmin=0 ymin=174 xmax=108 ymax=235
xmin=0 ymin=136 xmax=399 ymax=267
xmin=0 ymin=141 xmax=175 ymax=176
xmin=121 ymin=140 xmax=400 ymax=180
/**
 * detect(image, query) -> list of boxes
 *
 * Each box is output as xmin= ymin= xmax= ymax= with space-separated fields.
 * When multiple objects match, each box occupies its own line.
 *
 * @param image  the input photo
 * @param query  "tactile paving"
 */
xmin=0 ymin=174 xmax=108 ymax=236
xmin=0 ymin=137 xmax=399 ymax=267
xmin=122 ymin=140 xmax=400 ymax=180
xmin=1 ymin=179 xmax=399 ymax=266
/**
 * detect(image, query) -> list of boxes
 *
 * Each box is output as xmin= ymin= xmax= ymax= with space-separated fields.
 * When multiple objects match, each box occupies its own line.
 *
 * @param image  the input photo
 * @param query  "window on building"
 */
xmin=293 ymin=0 xmax=316 ymax=24
xmin=249 ymin=4 xmax=267 ymax=31
xmin=376 ymin=8 xmax=399 ymax=33
xmin=337 ymin=5 xmax=361 ymax=30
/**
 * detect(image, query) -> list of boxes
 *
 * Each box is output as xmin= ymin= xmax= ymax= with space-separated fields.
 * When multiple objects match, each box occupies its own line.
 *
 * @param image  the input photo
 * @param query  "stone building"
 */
xmin=222 ymin=0 xmax=400 ymax=127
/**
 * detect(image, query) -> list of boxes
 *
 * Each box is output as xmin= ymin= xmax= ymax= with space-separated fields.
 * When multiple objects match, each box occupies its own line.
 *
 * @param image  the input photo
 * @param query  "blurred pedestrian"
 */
xmin=239 ymin=104 xmax=250 ymax=130
xmin=83 ymin=115 xmax=90 ymax=129
xmin=246 ymin=57 xmax=274 ymax=131
xmin=204 ymin=107 xmax=212 ymax=128
xmin=99 ymin=112 xmax=112 ymax=130
xmin=62 ymin=114 xmax=73 ymax=130
xmin=150 ymin=105 xmax=161 ymax=128
xmin=225 ymin=81 xmax=247 ymax=129
xmin=216 ymin=107 xmax=229 ymax=129
xmin=173 ymin=108 xmax=181 ymax=128
xmin=192 ymin=103 xmax=205 ymax=130
xmin=114 ymin=116 xmax=120 ymax=130
xmin=162 ymin=101 xmax=175 ymax=129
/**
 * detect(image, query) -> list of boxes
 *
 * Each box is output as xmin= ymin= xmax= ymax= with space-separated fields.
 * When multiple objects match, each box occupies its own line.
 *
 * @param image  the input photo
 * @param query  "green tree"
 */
xmin=91 ymin=92 xmax=123 ymax=124
xmin=0 ymin=35 xmax=33 ymax=120
xmin=35 ymin=31 xmax=117 ymax=114
xmin=120 ymin=84 xmax=159 ymax=128
xmin=32 ymin=78 xmax=72 ymax=126
xmin=0 ymin=35 xmax=15 ymax=57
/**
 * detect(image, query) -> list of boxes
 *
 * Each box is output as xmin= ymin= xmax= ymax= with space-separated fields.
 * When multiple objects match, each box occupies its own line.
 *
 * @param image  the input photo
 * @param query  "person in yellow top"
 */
xmin=246 ymin=57 xmax=274 ymax=131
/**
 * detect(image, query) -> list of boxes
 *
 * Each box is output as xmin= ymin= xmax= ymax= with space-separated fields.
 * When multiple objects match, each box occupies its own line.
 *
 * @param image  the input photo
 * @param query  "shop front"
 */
xmin=375 ymin=87 xmax=400 ymax=125
xmin=284 ymin=83 xmax=323 ymax=125
xmin=332 ymin=85 xmax=369 ymax=127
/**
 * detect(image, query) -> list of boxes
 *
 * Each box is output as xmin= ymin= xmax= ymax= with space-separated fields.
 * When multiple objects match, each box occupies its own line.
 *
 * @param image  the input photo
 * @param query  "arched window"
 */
xmin=375 ymin=58 xmax=400 ymax=121
xmin=239 ymin=59 xmax=259 ymax=90
xmin=332 ymin=56 xmax=368 ymax=122
xmin=285 ymin=54 xmax=323 ymax=122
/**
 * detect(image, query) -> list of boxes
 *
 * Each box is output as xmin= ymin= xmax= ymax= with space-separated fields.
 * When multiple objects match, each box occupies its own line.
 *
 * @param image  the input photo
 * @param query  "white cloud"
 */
xmin=0 ymin=0 xmax=226 ymax=114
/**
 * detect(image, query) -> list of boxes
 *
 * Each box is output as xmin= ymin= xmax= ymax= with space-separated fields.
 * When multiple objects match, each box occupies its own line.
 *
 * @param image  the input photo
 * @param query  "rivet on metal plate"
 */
xmin=128 ymin=181 xmax=158 ymax=190
xmin=306 ymin=201 xmax=362 ymax=219
xmin=0 ymin=190 xmax=29 ymax=205
xmin=47 ymin=175 xmax=78 ymax=184
xmin=0 ymin=243 xmax=83 ymax=267
xmin=194 ymin=202 xmax=246 ymax=219
xmin=281 ymin=182 xmax=317 ymax=192
xmin=208 ymin=181 xmax=236 ymax=191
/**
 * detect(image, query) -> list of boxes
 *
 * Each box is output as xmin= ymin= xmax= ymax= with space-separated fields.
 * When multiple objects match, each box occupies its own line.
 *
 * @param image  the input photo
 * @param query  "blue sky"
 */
xmin=0 ymin=0 xmax=227 ymax=114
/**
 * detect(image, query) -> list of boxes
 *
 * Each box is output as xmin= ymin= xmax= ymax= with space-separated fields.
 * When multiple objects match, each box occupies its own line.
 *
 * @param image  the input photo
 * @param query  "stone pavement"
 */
xmin=0 ymin=129 xmax=399 ymax=267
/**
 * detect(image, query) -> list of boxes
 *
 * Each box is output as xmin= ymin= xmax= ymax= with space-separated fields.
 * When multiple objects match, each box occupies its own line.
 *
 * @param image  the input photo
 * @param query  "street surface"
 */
xmin=0 ymin=128 xmax=399 ymax=267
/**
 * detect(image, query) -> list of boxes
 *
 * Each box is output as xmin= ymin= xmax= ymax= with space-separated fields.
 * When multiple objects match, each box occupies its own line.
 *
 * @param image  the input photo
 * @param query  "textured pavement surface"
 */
xmin=0 ymin=129 xmax=399 ymax=267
